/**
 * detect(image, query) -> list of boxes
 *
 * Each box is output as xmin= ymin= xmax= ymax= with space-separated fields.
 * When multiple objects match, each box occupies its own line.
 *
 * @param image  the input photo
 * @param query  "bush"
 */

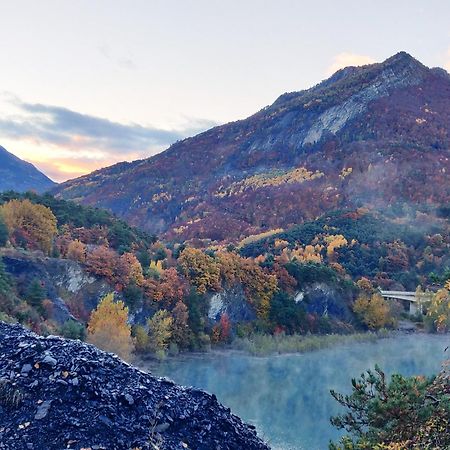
xmin=0 ymin=213 xmax=8 ymax=247
xmin=59 ymin=320 xmax=86 ymax=340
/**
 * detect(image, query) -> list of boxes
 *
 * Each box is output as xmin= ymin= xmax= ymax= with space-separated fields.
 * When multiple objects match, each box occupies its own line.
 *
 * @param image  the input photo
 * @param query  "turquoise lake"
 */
xmin=142 ymin=334 xmax=449 ymax=450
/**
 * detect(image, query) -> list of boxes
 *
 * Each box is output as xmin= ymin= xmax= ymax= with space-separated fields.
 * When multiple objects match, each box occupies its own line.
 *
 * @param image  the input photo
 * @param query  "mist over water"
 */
xmin=142 ymin=334 xmax=448 ymax=450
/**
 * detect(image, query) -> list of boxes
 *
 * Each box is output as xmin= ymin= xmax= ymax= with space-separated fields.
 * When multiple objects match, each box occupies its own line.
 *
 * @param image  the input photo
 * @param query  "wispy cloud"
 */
xmin=0 ymin=94 xmax=219 ymax=182
xmin=326 ymin=52 xmax=376 ymax=76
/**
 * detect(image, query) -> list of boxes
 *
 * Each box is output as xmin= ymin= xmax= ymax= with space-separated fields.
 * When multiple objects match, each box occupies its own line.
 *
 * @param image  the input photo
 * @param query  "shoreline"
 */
xmin=139 ymin=329 xmax=398 ymax=364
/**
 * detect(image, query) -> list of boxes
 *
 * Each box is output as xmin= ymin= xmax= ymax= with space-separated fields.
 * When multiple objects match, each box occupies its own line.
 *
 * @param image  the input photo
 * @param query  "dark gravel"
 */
xmin=0 ymin=322 xmax=270 ymax=450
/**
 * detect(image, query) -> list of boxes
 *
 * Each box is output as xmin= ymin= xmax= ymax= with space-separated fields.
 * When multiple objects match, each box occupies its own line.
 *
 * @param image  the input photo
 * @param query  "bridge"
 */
xmin=379 ymin=290 xmax=433 ymax=315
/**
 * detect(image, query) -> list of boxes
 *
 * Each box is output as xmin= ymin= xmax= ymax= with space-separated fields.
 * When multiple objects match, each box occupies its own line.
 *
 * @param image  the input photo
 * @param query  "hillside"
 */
xmin=53 ymin=52 xmax=450 ymax=242
xmin=0 ymin=193 xmax=364 ymax=354
xmin=0 ymin=145 xmax=56 ymax=193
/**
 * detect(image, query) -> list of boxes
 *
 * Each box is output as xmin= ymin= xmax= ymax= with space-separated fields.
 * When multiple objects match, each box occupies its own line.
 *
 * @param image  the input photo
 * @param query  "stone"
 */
xmin=21 ymin=364 xmax=32 ymax=374
xmin=41 ymin=355 xmax=57 ymax=367
xmin=123 ymin=393 xmax=134 ymax=405
xmin=35 ymin=400 xmax=52 ymax=420
xmin=155 ymin=422 xmax=170 ymax=433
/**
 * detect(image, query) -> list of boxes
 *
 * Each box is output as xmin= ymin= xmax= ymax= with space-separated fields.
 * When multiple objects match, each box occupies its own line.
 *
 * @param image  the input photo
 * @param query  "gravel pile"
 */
xmin=0 ymin=322 xmax=269 ymax=450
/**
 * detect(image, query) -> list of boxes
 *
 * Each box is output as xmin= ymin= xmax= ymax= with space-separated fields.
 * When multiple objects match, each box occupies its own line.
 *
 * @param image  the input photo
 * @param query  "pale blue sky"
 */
xmin=0 ymin=0 xmax=449 ymax=181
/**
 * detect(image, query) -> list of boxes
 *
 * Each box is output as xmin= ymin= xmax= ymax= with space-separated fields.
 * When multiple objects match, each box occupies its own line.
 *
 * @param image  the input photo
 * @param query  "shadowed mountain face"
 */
xmin=53 ymin=52 xmax=450 ymax=242
xmin=0 ymin=146 xmax=56 ymax=193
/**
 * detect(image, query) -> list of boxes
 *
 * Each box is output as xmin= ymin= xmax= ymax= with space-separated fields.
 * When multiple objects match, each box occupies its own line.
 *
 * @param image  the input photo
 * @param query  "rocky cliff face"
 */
xmin=0 ymin=322 xmax=269 ymax=450
xmin=52 ymin=52 xmax=450 ymax=242
xmin=1 ymin=249 xmax=114 ymax=324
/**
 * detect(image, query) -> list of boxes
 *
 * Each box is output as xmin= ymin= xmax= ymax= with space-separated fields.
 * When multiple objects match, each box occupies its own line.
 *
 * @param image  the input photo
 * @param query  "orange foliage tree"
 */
xmin=85 ymin=245 xmax=118 ymax=280
xmin=116 ymin=252 xmax=144 ymax=287
xmin=155 ymin=268 xmax=189 ymax=308
xmin=87 ymin=293 xmax=134 ymax=360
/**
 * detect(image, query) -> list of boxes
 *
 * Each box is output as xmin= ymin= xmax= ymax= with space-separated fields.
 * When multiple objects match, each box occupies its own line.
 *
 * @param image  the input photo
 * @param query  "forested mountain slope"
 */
xmin=53 ymin=52 xmax=450 ymax=243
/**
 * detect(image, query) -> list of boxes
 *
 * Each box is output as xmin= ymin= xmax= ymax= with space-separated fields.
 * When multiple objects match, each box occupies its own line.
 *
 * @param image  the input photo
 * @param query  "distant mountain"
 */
xmin=53 ymin=52 xmax=450 ymax=242
xmin=0 ymin=145 xmax=56 ymax=193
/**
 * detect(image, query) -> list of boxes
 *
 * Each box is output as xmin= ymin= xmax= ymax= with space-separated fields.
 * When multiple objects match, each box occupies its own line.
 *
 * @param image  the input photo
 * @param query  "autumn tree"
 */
xmin=66 ymin=240 xmax=87 ymax=263
xmin=216 ymin=251 xmax=241 ymax=286
xmin=212 ymin=312 xmax=231 ymax=344
xmin=353 ymin=293 xmax=394 ymax=330
xmin=445 ymin=279 xmax=450 ymax=291
xmin=147 ymin=309 xmax=173 ymax=354
xmin=133 ymin=324 xmax=150 ymax=353
xmin=380 ymin=240 xmax=409 ymax=272
xmin=238 ymin=258 xmax=278 ymax=320
xmin=154 ymin=268 xmax=189 ymax=309
xmin=216 ymin=251 xmax=277 ymax=320
xmin=171 ymin=301 xmax=190 ymax=348
xmin=116 ymin=252 xmax=144 ymax=287
xmin=220 ymin=313 xmax=231 ymax=340
xmin=178 ymin=248 xmax=220 ymax=294
xmin=278 ymin=244 xmax=323 ymax=264
xmin=324 ymin=234 xmax=348 ymax=261
xmin=0 ymin=199 xmax=57 ymax=254
xmin=356 ymin=277 xmax=374 ymax=294
xmin=272 ymin=263 xmax=297 ymax=294
xmin=85 ymin=245 xmax=118 ymax=279
xmin=424 ymin=288 xmax=450 ymax=333
xmin=87 ymin=293 xmax=134 ymax=360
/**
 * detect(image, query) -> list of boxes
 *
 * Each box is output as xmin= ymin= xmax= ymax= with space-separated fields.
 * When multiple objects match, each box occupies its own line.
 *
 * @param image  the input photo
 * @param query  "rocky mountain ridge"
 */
xmin=52 ymin=52 xmax=450 ymax=242
xmin=0 ymin=321 xmax=269 ymax=450
xmin=0 ymin=146 xmax=56 ymax=193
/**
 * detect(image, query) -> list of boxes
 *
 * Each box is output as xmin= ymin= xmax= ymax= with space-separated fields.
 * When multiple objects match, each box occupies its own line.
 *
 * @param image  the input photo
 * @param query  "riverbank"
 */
xmin=230 ymin=330 xmax=391 ymax=356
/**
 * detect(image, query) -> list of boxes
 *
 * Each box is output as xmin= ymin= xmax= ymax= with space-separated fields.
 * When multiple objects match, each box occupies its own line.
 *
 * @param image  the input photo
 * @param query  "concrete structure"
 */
xmin=379 ymin=290 xmax=432 ymax=315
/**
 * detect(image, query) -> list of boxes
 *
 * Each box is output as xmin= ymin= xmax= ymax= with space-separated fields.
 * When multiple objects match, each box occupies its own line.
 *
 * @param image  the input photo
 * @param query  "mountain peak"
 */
xmin=382 ymin=51 xmax=427 ymax=71
xmin=0 ymin=145 xmax=56 ymax=193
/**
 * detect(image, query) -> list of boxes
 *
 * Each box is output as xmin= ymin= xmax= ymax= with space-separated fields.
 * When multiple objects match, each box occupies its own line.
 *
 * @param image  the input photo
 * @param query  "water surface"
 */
xmin=142 ymin=334 xmax=449 ymax=450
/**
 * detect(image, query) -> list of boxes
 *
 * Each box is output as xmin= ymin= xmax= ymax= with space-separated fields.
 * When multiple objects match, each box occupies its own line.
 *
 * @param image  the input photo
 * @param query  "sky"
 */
xmin=0 ymin=0 xmax=449 ymax=182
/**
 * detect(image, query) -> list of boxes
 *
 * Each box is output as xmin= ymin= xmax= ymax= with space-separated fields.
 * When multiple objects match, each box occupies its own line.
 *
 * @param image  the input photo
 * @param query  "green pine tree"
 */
xmin=26 ymin=279 xmax=45 ymax=313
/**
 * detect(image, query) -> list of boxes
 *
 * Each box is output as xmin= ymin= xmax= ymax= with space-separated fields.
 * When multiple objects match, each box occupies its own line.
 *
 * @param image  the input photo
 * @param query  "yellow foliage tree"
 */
xmin=133 ymin=324 xmax=150 ymax=353
xmin=217 ymin=251 xmax=278 ymax=320
xmin=147 ymin=309 xmax=173 ymax=352
xmin=275 ymin=244 xmax=323 ymax=264
xmin=178 ymin=247 xmax=220 ymax=294
xmin=425 ymin=288 xmax=450 ymax=333
xmin=149 ymin=260 xmax=164 ymax=274
xmin=353 ymin=293 xmax=394 ymax=330
xmin=0 ymin=199 xmax=57 ymax=254
xmin=445 ymin=279 xmax=450 ymax=291
xmin=324 ymin=234 xmax=348 ymax=260
xmin=87 ymin=293 xmax=134 ymax=360
xmin=66 ymin=239 xmax=87 ymax=263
